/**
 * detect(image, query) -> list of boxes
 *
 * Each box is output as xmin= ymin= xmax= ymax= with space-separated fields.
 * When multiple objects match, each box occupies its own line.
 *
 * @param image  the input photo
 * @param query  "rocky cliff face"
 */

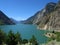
xmin=37 ymin=1 xmax=60 ymax=31
xmin=22 ymin=11 xmax=40 ymax=24
xmin=0 ymin=11 xmax=15 ymax=25
xmin=47 ymin=1 xmax=60 ymax=31
xmin=24 ymin=1 xmax=60 ymax=31
xmin=23 ymin=2 xmax=56 ymax=24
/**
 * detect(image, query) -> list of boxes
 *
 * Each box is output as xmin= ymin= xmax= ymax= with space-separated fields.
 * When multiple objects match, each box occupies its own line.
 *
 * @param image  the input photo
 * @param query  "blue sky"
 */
xmin=0 ymin=0 xmax=58 ymax=21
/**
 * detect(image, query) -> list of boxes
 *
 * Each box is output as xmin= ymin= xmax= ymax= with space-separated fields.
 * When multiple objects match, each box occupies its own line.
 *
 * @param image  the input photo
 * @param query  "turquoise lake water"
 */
xmin=0 ymin=24 xmax=48 ymax=44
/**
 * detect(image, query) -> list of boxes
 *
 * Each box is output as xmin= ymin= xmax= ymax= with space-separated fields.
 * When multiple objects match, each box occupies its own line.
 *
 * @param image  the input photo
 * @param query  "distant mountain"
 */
xmin=23 ymin=1 xmax=60 ymax=31
xmin=10 ymin=18 xmax=19 ymax=24
xmin=0 ymin=11 xmax=15 ymax=25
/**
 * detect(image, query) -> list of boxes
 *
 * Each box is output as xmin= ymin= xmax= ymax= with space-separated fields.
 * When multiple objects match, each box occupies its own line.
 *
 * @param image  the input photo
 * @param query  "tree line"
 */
xmin=0 ymin=29 xmax=38 ymax=45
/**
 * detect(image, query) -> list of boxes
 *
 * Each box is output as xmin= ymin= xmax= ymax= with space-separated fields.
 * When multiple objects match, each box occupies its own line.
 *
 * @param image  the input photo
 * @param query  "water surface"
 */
xmin=0 ymin=24 xmax=48 ymax=44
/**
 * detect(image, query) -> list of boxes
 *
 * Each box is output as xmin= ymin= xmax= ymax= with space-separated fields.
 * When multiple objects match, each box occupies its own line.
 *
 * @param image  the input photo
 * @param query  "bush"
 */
xmin=7 ymin=30 xmax=17 ymax=45
xmin=0 ymin=30 xmax=6 ymax=45
xmin=15 ymin=32 xmax=22 ymax=44
xmin=0 ymin=30 xmax=38 ymax=45
xmin=29 ymin=35 xmax=38 ymax=45
xmin=22 ymin=39 xmax=28 ymax=44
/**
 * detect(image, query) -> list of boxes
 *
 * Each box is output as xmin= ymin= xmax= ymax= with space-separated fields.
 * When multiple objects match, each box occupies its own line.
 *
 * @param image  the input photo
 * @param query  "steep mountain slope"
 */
xmin=23 ymin=11 xmax=41 ymax=24
xmin=0 ymin=11 xmax=15 ymax=25
xmin=46 ymin=1 xmax=60 ymax=31
xmin=33 ymin=2 xmax=56 ymax=25
xmin=37 ymin=1 xmax=60 ymax=31
xmin=23 ymin=1 xmax=60 ymax=31
xmin=23 ymin=2 xmax=56 ymax=24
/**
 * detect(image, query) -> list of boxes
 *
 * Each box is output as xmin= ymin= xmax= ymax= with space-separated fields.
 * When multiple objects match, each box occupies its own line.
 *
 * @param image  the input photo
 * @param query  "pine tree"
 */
xmin=0 ymin=30 xmax=6 ymax=45
xmin=29 ymin=35 xmax=38 ymax=45
xmin=7 ymin=30 xmax=17 ymax=45
xmin=15 ymin=32 xmax=22 ymax=44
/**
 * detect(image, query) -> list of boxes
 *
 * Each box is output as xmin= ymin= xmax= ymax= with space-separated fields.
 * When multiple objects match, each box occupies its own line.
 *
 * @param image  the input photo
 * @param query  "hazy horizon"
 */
xmin=0 ymin=0 xmax=58 ymax=21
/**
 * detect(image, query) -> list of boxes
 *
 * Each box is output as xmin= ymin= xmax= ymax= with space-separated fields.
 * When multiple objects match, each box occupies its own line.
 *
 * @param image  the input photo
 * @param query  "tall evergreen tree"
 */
xmin=29 ymin=35 xmax=38 ymax=45
xmin=0 ymin=30 xmax=6 ymax=45
xmin=7 ymin=30 xmax=17 ymax=45
xmin=15 ymin=32 xmax=22 ymax=44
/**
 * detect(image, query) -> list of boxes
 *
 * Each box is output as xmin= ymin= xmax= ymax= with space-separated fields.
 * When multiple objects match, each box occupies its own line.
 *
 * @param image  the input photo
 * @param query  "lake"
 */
xmin=0 ymin=24 xmax=48 ymax=44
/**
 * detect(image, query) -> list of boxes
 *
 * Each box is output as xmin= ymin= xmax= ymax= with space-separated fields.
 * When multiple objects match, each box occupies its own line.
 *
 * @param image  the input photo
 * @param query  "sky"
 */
xmin=0 ymin=0 xmax=58 ymax=21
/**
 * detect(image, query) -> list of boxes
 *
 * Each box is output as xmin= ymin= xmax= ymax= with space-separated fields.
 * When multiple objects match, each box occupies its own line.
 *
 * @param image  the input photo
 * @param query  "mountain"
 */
xmin=23 ymin=2 xmax=56 ymax=24
xmin=23 ymin=1 xmax=60 ymax=31
xmin=22 ymin=11 xmax=40 ymax=24
xmin=0 ymin=11 xmax=15 ymax=25
xmin=10 ymin=18 xmax=19 ymax=24
xmin=38 ymin=1 xmax=60 ymax=31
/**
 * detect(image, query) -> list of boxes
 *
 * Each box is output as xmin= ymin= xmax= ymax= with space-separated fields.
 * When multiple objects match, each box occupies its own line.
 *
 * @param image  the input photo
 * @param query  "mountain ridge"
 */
xmin=23 ymin=1 xmax=60 ymax=31
xmin=0 ymin=10 xmax=15 ymax=25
